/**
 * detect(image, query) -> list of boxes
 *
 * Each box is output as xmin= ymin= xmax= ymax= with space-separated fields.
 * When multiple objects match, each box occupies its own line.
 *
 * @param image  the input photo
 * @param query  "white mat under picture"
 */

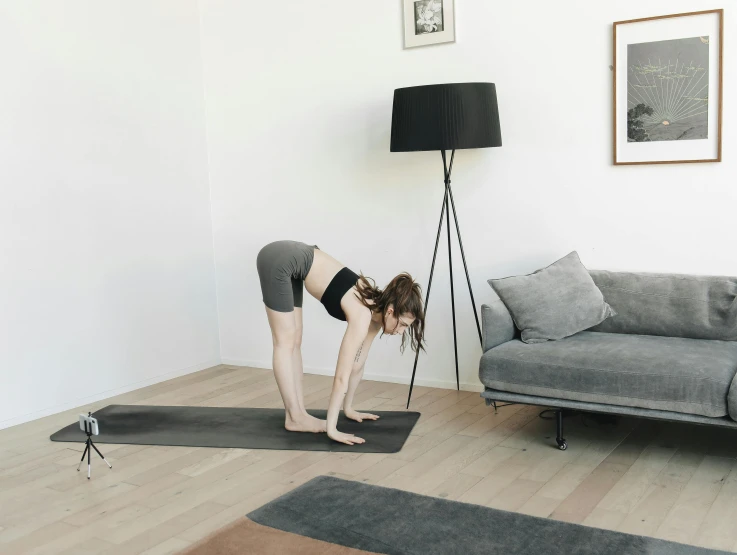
xmin=613 ymin=9 xmax=723 ymax=165
xmin=403 ymin=0 xmax=455 ymax=49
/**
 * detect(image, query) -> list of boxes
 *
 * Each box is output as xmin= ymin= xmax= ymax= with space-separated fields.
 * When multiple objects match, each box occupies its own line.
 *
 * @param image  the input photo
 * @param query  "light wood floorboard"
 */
xmin=2 ymin=365 xmax=737 ymax=553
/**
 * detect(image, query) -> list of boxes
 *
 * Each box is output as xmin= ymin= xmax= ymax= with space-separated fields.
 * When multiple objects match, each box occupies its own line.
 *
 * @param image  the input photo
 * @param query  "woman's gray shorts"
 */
xmin=257 ymin=240 xmax=319 ymax=312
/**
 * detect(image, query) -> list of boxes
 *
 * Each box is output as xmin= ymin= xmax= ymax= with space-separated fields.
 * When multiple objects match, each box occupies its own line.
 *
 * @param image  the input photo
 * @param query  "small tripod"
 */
xmin=77 ymin=412 xmax=112 ymax=479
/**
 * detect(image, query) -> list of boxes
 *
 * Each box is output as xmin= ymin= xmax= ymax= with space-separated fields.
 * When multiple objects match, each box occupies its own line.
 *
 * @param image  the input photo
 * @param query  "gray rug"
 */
xmin=49 ymin=405 xmax=419 ymax=453
xmin=247 ymin=475 xmax=730 ymax=555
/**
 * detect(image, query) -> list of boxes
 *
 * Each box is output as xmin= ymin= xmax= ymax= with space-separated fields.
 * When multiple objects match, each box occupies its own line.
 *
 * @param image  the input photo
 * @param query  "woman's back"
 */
xmin=304 ymin=247 xmax=344 ymax=302
xmin=305 ymin=247 xmax=373 ymax=321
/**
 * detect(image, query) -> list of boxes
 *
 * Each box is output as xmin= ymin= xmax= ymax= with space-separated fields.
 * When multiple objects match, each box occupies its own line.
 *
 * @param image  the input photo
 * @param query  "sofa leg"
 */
xmin=484 ymin=399 xmax=498 ymax=413
xmin=555 ymin=410 xmax=568 ymax=451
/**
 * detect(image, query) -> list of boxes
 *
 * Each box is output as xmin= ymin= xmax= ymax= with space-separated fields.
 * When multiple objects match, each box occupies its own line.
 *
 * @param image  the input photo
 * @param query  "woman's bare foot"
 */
xmin=285 ymin=412 xmax=327 ymax=433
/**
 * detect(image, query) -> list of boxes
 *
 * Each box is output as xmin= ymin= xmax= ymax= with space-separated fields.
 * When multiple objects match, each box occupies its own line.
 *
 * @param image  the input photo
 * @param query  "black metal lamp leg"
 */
xmin=556 ymin=410 xmax=568 ymax=450
xmin=446 ymin=178 xmax=483 ymax=346
xmin=443 ymin=152 xmax=460 ymax=392
xmin=406 ymin=174 xmax=448 ymax=409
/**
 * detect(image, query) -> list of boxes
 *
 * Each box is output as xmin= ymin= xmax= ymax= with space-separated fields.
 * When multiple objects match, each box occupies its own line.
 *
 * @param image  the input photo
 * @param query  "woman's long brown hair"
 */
xmin=353 ymin=271 xmax=426 ymax=355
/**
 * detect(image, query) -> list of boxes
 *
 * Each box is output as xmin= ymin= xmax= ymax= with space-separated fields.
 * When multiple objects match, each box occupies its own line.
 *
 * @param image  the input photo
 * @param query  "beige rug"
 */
xmin=180 ymin=517 xmax=382 ymax=555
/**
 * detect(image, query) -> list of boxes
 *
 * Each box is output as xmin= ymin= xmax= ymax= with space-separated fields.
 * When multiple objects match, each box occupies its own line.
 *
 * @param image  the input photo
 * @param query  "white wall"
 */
xmin=0 ymin=1 xmax=221 ymax=428
xmin=1 ymin=1 xmax=732 ymax=429
xmin=200 ymin=1 xmax=735 ymax=392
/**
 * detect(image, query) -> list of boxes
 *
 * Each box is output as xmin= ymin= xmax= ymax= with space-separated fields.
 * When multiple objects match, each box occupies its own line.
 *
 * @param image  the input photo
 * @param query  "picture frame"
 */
xmin=613 ymin=9 xmax=723 ymax=165
xmin=403 ymin=0 xmax=455 ymax=49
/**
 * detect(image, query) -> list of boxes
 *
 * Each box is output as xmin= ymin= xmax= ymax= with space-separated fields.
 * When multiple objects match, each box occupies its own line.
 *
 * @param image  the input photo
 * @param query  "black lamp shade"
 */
xmin=390 ymin=82 xmax=502 ymax=152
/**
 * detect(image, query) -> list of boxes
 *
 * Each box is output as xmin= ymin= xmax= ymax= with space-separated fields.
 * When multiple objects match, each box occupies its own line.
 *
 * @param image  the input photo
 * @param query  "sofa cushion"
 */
xmin=488 ymin=252 xmax=616 ymax=344
xmin=479 ymin=331 xmax=737 ymax=418
xmin=588 ymin=270 xmax=737 ymax=341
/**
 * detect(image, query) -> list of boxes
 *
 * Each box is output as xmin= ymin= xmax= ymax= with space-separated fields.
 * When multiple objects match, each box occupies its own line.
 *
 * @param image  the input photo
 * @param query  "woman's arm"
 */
xmin=326 ymin=314 xmax=372 ymax=445
xmin=343 ymin=323 xmax=380 ymax=419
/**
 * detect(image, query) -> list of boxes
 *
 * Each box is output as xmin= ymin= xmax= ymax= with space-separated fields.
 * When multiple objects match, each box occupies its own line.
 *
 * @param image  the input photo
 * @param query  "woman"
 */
xmin=256 ymin=240 xmax=426 ymax=445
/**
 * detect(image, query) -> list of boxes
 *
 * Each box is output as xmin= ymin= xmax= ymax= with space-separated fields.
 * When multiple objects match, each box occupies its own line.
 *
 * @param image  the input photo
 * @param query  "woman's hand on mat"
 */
xmin=344 ymin=409 xmax=380 ymax=423
xmin=327 ymin=429 xmax=365 ymax=445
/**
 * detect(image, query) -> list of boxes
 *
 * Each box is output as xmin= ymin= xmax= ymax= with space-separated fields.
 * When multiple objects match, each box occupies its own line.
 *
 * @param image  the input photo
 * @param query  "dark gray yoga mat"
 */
xmin=49 ymin=405 xmax=419 ymax=453
xmin=248 ymin=475 xmax=730 ymax=555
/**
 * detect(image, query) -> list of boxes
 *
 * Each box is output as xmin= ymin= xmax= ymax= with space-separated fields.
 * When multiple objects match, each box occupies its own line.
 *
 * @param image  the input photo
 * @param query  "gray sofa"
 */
xmin=479 ymin=269 xmax=737 ymax=449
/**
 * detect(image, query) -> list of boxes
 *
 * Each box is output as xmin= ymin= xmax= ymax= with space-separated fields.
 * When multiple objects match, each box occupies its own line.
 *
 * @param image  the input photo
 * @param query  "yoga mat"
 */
xmin=237 ymin=475 xmax=730 ymax=555
xmin=49 ymin=405 xmax=420 ymax=453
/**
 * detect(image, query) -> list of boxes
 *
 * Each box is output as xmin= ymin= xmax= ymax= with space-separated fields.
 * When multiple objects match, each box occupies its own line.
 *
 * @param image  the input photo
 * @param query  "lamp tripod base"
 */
xmin=406 ymin=149 xmax=484 ymax=408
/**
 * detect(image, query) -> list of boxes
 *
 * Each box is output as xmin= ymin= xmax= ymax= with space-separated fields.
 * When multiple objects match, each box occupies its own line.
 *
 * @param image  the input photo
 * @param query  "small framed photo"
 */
xmin=403 ymin=0 xmax=455 ymax=49
xmin=613 ymin=9 xmax=723 ymax=165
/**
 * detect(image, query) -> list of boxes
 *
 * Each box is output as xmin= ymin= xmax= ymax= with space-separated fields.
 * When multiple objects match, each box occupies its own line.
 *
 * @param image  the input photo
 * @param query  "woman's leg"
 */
xmin=265 ymin=306 xmax=324 ymax=433
xmin=291 ymin=308 xmax=327 ymax=431
xmin=291 ymin=307 xmax=307 ymax=415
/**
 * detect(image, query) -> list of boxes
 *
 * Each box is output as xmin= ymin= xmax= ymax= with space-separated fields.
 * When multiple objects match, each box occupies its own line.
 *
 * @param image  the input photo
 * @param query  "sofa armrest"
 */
xmin=728 ymin=371 xmax=737 ymax=422
xmin=481 ymin=300 xmax=516 ymax=353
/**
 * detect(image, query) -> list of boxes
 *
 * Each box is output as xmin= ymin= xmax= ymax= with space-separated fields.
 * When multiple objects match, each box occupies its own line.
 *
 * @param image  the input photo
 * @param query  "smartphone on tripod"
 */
xmin=77 ymin=412 xmax=111 ymax=478
xmin=78 ymin=413 xmax=99 ymax=435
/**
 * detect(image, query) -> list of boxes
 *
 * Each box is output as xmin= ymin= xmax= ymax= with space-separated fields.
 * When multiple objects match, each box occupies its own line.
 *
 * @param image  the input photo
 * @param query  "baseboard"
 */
xmin=221 ymin=358 xmax=484 ymax=393
xmin=0 ymin=358 xmax=223 ymax=431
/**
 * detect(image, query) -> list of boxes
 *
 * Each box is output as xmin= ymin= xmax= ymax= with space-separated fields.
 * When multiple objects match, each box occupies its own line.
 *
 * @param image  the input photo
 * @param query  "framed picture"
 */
xmin=613 ymin=9 xmax=723 ymax=165
xmin=403 ymin=0 xmax=455 ymax=49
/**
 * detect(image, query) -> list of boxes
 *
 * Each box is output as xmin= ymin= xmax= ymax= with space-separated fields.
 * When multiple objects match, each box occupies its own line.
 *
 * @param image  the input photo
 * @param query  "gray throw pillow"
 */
xmin=488 ymin=251 xmax=616 ymax=344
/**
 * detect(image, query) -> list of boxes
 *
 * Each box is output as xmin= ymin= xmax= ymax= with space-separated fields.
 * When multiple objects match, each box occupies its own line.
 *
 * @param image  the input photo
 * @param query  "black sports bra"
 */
xmin=321 ymin=267 xmax=361 ymax=321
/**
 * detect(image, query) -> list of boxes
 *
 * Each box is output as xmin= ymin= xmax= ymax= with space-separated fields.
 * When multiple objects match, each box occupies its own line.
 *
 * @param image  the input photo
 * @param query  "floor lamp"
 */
xmin=390 ymin=82 xmax=502 ymax=408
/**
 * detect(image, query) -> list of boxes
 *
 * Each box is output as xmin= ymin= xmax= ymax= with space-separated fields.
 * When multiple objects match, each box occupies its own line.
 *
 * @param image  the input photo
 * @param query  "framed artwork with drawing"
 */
xmin=403 ymin=0 xmax=455 ymax=49
xmin=613 ymin=9 xmax=723 ymax=165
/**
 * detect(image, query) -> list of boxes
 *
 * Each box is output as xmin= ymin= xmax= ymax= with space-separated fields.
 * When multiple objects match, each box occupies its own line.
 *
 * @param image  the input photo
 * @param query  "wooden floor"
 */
xmin=3 ymin=365 xmax=737 ymax=554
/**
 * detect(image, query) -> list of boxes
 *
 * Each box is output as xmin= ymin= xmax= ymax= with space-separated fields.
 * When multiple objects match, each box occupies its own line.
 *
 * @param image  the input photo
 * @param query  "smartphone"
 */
xmin=78 ymin=414 xmax=100 ymax=435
